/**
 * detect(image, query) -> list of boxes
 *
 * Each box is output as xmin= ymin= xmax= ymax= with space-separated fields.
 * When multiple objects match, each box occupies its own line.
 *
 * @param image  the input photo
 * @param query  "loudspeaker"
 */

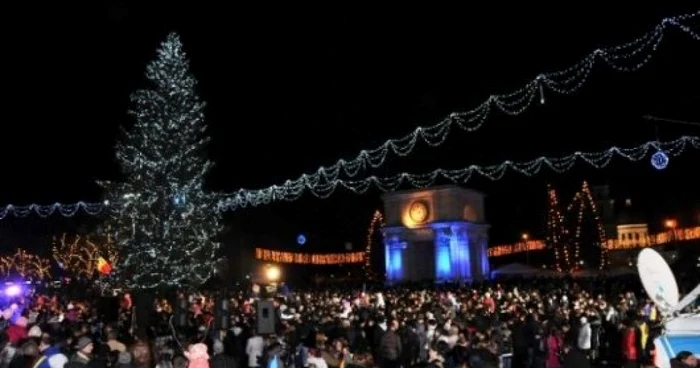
xmin=133 ymin=292 xmax=155 ymax=336
xmin=256 ymin=299 xmax=276 ymax=335
xmin=96 ymin=297 xmax=120 ymax=322
xmin=215 ymin=294 xmax=230 ymax=330
xmin=175 ymin=295 xmax=188 ymax=327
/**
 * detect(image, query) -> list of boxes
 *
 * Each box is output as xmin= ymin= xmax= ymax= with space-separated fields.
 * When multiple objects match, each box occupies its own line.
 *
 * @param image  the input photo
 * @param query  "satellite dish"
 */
xmin=637 ymin=248 xmax=679 ymax=316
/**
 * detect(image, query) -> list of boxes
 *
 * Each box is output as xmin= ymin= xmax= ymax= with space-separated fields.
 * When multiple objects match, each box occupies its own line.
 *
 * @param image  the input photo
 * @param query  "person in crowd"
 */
xmin=671 ymin=351 xmax=697 ymax=368
xmin=184 ymin=343 xmax=209 ymax=368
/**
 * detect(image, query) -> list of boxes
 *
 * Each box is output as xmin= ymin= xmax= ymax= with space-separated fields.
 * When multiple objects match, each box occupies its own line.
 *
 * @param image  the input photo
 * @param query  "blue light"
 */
xmin=172 ymin=192 xmax=186 ymax=207
xmin=296 ymin=234 xmax=306 ymax=246
xmin=651 ymin=150 xmax=669 ymax=170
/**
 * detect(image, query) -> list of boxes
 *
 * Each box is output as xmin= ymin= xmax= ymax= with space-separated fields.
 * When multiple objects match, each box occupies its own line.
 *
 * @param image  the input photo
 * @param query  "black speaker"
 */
xmin=215 ymin=294 xmax=230 ymax=330
xmin=133 ymin=292 xmax=155 ymax=336
xmin=256 ymin=299 xmax=276 ymax=335
xmin=175 ymin=295 xmax=188 ymax=327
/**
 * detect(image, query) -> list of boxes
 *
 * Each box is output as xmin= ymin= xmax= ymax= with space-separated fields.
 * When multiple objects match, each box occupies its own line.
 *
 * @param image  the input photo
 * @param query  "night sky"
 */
xmin=1 ymin=4 xmax=699 ymax=253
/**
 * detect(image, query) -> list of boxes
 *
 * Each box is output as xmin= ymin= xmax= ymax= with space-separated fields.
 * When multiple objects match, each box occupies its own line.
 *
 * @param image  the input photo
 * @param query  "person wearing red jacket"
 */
xmin=622 ymin=324 xmax=638 ymax=368
xmin=5 ymin=316 xmax=28 ymax=345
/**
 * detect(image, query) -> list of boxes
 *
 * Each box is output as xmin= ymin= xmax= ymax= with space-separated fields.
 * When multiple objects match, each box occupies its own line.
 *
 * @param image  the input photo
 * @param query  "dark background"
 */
xmin=0 ymin=4 xmax=698 ymax=257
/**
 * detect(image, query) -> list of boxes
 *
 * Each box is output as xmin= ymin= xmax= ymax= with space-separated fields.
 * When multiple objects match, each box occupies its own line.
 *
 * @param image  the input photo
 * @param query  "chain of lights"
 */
xmin=0 ymin=201 xmax=109 ymax=219
xmin=579 ymin=182 xmax=609 ymax=270
xmin=0 ymin=249 xmax=51 ymax=280
xmin=546 ymin=185 xmax=566 ymax=272
xmin=220 ymin=136 xmax=700 ymax=210
xmin=364 ymin=210 xmax=385 ymax=279
xmin=605 ymin=226 xmax=700 ymax=249
xmin=1 ymin=136 xmax=698 ymax=217
xmin=218 ymin=12 xmax=699 ymax=198
xmin=550 ymin=181 xmax=607 ymax=272
xmin=254 ymin=248 xmax=365 ymax=265
xmin=52 ymin=232 xmax=119 ymax=279
xmin=487 ymin=240 xmax=546 ymax=257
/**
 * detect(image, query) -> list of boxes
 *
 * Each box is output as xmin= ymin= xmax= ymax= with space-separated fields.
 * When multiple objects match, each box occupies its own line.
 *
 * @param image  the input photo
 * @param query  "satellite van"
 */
xmin=637 ymin=248 xmax=700 ymax=367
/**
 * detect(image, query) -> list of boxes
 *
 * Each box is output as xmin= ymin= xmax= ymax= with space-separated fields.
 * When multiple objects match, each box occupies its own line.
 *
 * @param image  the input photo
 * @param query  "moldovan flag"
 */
xmin=96 ymin=257 xmax=112 ymax=275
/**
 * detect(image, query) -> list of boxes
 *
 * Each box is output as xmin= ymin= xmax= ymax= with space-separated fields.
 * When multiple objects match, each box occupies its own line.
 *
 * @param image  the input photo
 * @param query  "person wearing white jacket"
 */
xmin=577 ymin=316 xmax=592 ymax=354
xmin=246 ymin=333 xmax=264 ymax=368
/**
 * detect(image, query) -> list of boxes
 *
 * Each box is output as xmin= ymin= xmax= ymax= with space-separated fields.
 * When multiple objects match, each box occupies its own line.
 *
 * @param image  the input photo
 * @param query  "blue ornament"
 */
xmin=173 ymin=192 xmax=187 ymax=207
xmin=651 ymin=150 xmax=669 ymax=170
xmin=296 ymin=234 xmax=306 ymax=246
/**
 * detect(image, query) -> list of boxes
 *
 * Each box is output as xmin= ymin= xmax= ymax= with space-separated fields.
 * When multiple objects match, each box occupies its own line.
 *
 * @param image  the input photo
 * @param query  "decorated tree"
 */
xmin=0 ymin=249 xmax=51 ymax=280
xmin=52 ymin=231 xmax=119 ymax=279
xmin=100 ymin=33 xmax=221 ymax=289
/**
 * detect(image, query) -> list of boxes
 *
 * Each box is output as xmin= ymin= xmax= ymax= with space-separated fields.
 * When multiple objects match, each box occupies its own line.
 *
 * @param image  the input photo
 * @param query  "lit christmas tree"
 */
xmin=100 ymin=33 xmax=221 ymax=290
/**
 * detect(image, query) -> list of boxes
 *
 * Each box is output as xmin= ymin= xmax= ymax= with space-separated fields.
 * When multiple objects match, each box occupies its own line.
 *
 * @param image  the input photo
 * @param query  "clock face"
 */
xmin=409 ymin=201 xmax=429 ymax=223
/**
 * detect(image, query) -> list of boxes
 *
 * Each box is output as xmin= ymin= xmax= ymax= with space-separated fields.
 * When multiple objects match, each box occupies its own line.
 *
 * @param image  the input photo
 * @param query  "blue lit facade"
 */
xmin=384 ymin=222 xmax=490 ymax=283
xmin=381 ymin=186 xmax=491 ymax=284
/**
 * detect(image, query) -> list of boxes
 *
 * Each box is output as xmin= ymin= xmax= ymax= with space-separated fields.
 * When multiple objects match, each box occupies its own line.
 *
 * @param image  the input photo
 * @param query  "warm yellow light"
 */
xmin=521 ymin=233 xmax=529 ymax=241
xmin=664 ymin=219 xmax=677 ymax=229
xmin=265 ymin=266 xmax=281 ymax=281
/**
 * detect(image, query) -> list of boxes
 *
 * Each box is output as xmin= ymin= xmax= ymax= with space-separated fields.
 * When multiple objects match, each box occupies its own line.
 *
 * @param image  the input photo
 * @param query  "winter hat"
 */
xmin=75 ymin=336 xmax=92 ymax=351
xmin=118 ymin=352 xmax=132 ymax=364
xmin=15 ymin=317 xmax=28 ymax=328
xmin=28 ymin=326 xmax=42 ymax=338
xmin=185 ymin=343 xmax=208 ymax=360
xmin=212 ymin=340 xmax=224 ymax=355
xmin=48 ymin=354 xmax=68 ymax=368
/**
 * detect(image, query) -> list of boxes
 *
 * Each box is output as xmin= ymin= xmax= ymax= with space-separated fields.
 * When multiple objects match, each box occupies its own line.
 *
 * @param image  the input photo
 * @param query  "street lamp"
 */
xmin=521 ymin=233 xmax=530 ymax=265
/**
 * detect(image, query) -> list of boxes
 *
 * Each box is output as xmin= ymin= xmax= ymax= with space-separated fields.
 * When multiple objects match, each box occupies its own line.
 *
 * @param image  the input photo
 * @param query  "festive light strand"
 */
xmin=52 ymin=232 xmax=119 ymax=279
xmin=254 ymin=248 xmax=365 ymax=265
xmin=219 ymin=135 xmax=700 ymax=210
xmin=2 ymin=136 xmax=698 ymax=217
xmin=221 ymin=12 xmax=699 ymax=196
xmin=0 ymin=201 xmax=109 ymax=219
xmin=0 ymin=249 xmax=51 ymax=280
xmin=364 ymin=210 xmax=385 ymax=279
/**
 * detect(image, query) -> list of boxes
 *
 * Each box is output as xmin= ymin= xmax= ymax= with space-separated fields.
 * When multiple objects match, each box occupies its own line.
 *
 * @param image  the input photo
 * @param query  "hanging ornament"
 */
xmin=651 ymin=150 xmax=669 ymax=170
xmin=172 ymin=192 xmax=187 ymax=207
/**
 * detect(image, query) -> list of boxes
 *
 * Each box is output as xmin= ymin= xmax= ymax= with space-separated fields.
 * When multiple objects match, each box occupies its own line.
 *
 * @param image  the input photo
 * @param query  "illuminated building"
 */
xmin=380 ymin=186 xmax=490 ymax=283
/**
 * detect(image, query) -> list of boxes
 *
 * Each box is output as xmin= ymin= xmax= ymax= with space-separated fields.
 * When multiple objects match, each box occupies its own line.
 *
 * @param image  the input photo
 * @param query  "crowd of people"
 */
xmin=0 ymin=277 xmax=697 ymax=368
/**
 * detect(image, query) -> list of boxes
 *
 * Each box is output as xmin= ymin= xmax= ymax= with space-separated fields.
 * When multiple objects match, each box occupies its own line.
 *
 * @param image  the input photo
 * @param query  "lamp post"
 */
xmin=522 ymin=233 xmax=530 ymax=265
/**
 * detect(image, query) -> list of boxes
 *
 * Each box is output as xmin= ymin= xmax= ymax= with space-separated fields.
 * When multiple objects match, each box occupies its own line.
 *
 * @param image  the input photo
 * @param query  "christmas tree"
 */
xmin=100 ymin=33 xmax=221 ymax=290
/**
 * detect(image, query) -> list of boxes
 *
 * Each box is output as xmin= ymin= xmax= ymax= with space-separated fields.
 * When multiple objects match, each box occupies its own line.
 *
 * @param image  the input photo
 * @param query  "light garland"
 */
xmin=254 ymin=248 xmax=365 ymax=265
xmin=605 ymin=226 xmax=700 ymax=250
xmin=0 ymin=249 xmax=51 ymax=280
xmin=0 ymin=201 xmax=108 ymax=219
xmin=220 ymin=13 xmax=700 ymax=206
xmin=546 ymin=186 xmax=566 ymax=272
xmin=364 ymin=210 xmax=385 ymax=279
xmin=0 ymin=14 xmax=698 ymax=219
xmin=52 ymin=232 xmax=119 ymax=279
xmin=2 ymin=136 xmax=699 ymax=217
xmin=219 ymin=136 xmax=700 ymax=210
xmin=487 ymin=240 xmax=546 ymax=257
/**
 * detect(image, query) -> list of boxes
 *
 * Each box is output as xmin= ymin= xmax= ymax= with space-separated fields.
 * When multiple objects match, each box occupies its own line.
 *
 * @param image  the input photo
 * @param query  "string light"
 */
xmin=0 ymin=201 xmax=109 ymax=219
xmin=364 ymin=210 xmax=385 ymax=279
xmin=605 ymin=226 xmax=700 ymax=250
xmin=52 ymin=232 xmax=119 ymax=279
xmin=546 ymin=186 xmax=565 ymax=272
xmin=487 ymin=240 xmax=546 ymax=257
xmin=254 ymin=248 xmax=365 ymax=265
xmin=0 ymin=14 xmax=698 ymax=220
xmin=0 ymin=249 xmax=51 ymax=280
xmin=579 ymin=182 xmax=608 ymax=270
xmin=219 ymin=136 xmax=700 ymax=210
xmin=218 ymin=12 xmax=699 ymax=200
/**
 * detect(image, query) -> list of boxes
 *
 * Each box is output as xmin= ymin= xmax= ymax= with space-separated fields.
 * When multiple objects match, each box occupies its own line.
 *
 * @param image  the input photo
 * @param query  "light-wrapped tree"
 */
xmin=100 ymin=33 xmax=221 ymax=289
